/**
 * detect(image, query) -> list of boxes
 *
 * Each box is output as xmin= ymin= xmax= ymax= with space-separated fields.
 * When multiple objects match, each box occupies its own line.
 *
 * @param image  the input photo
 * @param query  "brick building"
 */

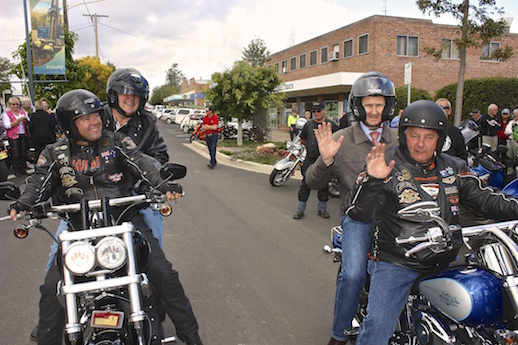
xmin=163 ymin=77 xmax=209 ymax=108
xmin=267 ymin=15 xmax=518 ymax=123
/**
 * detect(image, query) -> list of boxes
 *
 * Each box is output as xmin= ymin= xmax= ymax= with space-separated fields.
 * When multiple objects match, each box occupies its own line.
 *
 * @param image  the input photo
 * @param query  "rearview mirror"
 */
xmin=397 ymin=201 xmax=440 ymax=223
xmin=160 ymin=163 xmax=187 ymax=181
xmin=0 ymin=182 xmax=20 ymax=200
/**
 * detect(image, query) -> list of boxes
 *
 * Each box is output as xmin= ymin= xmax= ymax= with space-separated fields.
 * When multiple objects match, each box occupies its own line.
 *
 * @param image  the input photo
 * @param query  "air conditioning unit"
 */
xmin=329 ymin=51 xmax=339 ymax=61
xmin=282 ymin=66 xmax=287 ymax=74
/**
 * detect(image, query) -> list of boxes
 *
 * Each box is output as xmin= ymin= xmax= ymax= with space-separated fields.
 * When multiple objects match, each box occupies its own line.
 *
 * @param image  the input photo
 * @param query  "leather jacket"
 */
xmin=346 ymin=146 xmax=518 ymax=273
xmin=103 ymin=105 xmax=169 ymax=164
xmin=17 ymin=130 xmax=166 ymax=216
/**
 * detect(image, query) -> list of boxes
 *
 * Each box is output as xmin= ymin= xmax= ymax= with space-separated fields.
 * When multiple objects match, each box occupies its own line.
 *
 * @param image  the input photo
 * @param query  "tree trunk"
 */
xmin=454 ymin=0 xmax=470 ymax=127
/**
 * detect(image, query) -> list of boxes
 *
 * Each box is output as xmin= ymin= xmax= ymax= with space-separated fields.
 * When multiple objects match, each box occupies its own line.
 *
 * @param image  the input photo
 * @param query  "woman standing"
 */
xmin=29 ymin=98 xmax=57 ymax=160
xmin=1 ymin=97 xmax=29 ymax=176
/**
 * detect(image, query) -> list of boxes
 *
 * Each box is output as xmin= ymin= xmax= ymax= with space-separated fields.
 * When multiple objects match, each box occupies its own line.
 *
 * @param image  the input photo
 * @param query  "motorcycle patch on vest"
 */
xmin=101 ymin=149 xmax=117 ymax=162
xmin=420 ymin=183 xmax=439 ymax=200
xmin=121 ymin=136 xmax=137 ymax=150
xmin=439 ymin=167 xmax=454 ymax=177
xmin=396 ymin=181 xmax=417 ymax=194
xmin=59 ymin=166 xmax=78 ymax=188
xmin=108 ymin=172 xmax=123 ymax=183
xmin=396 ymin=168 xmax=412 ymax=182
xmin=399 ymin=189 xmax=421 ymax=204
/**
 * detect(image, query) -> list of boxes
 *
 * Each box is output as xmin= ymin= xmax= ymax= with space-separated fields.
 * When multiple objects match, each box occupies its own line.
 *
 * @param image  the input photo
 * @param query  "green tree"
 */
xmin=417 ymin=0 xmax=513 ymax=126
xmin=242 ymin=38 xmax=270 ymax=67
xmin=10 ymin=27 xmax=88 ymax=107
xmin=0 ymin=57 xmax=14 ymax=103
xmin=165 ymin=63 xmax=184 ymax=87
xmin=395 ymin=86 xmax=432 ymax=113
xmin=150 ymin=84 xmax=180 ymax=105
xmin=77 ymin=56 xmax=115 ymax=101
xmin=204 ymin=60 xmax=284 ymax=146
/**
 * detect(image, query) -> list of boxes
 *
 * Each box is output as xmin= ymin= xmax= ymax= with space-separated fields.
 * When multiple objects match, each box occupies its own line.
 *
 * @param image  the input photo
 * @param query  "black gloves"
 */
xmin=158 ymin=182 xmax=183 ymax=195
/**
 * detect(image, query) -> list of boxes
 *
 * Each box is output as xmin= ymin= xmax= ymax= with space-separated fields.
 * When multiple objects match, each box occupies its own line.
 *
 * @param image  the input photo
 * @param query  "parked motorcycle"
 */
xmin=324 ymin=201 xmax=518 ymax=345
xmin=269 ymin=118 xmax=307 ymax=186
xmin=0 ymin=162 xmax=187 ymax=344
xmin=221 ymin=123 xmax=252 ymax=141
xmin=189 ymin=121 xmax=225 ymax=143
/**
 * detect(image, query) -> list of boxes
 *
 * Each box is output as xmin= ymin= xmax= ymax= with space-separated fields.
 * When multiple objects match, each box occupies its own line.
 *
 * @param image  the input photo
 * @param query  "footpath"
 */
xmin=184 ymin=128 xmax=303 ymax=180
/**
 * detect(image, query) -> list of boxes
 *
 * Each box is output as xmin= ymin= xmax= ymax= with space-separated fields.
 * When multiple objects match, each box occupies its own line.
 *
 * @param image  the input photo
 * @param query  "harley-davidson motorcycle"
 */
xmin=324 ymin=201 xmax=518 ymax=344
xmin=0 ymin=162 xmax=187 ymax=345
xmin=269 ymin=118 xmax=307 ymax=187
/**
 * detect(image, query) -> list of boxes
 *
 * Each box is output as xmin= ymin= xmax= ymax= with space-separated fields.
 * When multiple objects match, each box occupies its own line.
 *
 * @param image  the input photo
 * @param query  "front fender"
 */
xmin=274 ymin=158 xmax=296 ymax=171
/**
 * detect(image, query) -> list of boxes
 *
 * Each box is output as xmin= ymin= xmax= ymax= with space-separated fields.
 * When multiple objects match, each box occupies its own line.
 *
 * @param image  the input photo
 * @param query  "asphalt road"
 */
xmin=0 ymin=121 xmax=342 ymax=345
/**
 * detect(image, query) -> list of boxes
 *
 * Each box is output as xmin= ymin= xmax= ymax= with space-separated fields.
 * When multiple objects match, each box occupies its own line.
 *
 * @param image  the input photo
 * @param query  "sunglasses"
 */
xmin=441 ymin=106 xmax=450 ymax=110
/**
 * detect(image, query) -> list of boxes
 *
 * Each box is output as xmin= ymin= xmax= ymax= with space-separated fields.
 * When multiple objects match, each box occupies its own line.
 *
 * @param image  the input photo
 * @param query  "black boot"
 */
xmin=183 ymin=332 xmax=203 ymax=345
xmin=30 ymin=324 xmax=38 ymax=341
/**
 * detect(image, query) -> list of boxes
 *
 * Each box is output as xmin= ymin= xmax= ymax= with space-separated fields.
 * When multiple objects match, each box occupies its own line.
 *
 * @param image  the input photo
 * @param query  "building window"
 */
xmin=481 ymin=41 xmax=501 ymax=61
xmin=309 ymin=50 xmax=318 ymax=66
xmin=273 ymin=63 xmax=279 ymax=73
xmin=281 ymin=60 xmax=288 ymax=74
xmin=343 ymin=39 xmax=353 ymax=58
xmin=359 ymin=34 xmax=369 ymax=55
xmin=299 ymin=53 xmax=307 ymax=69
xmin=397 ymin=35 xmax=419 ymax=56
xmin=441 ymin=38 xmax=459 ymax=59
xmin=321 ymin=46 xmax=329 ymax=64
xmin=290 ymin=57 xmax=297 ymax=71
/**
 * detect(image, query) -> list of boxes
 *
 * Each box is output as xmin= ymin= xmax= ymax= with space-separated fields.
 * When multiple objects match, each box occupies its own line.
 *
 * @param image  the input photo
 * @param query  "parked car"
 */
xmin=174 ymin=108 xmax=194 ymax=125
xmin=180 ymin=113 xmax=205 ymax=133
xmin=160 ymin=109 xmax=176 ymax=124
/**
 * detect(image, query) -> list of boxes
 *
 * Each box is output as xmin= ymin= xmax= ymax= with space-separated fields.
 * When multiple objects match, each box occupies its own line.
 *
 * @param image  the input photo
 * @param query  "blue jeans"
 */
xmin=355 ymin=260 xmax=421 ymax=345
xmin=331 ymin=216 xmax=371 ymax=341
xmin=205 ymin=134 xmax=218 ymax=166
xmin=46 ymin=207 xmax=164 ymax=271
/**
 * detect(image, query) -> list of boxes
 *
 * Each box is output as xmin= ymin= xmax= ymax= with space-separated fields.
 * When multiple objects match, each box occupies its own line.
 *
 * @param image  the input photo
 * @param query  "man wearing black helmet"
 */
xmin=305 ymin=71 xmax=398 ymax=345
xmin=13 ymin=89 xmax=203 ymax=345
xmin=103 ymin=68 xmax=169 ymax=246
xmin=345 ymin=100 xmax=518 ymax=345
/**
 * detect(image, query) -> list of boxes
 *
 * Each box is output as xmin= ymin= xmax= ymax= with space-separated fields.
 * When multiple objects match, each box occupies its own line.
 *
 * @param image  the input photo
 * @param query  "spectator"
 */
xmin=1 ymin=96 xmax=29 ymax=175
xmin=435 ymin=98 xmax=467 ymax=161
xmin=390 ymin=108 xmax=403 ymax=128
xmin=28 ymin=98 xmax=57 ymax=160
xmin=202 ymin=105 xmax=219 ymax=169
xmin=479 ymin=103 xmax=502 ymax=151
xmin=287 ymin=108 xmax=299 ymax=141
xmin=293 ymin=101 xmax=337 ymax=219
xmin=504 ymin=108 xmax=518 ymax=166
xmin=304 ymin=110 xmax=312 ymax=120
xmin=338 ymin=110 xmax=351 ymax=129
xmin=498 ymin=108 xmax=512 ymax=146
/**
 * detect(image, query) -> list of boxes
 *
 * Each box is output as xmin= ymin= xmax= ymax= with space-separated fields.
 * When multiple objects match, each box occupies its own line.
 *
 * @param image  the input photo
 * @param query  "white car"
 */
xmin=174 ymin=108 xmax=193 ymax=125
xmin=180 ymin=113 xmax=205 ymax=133
xmin=160 ymin=109 xmax=176 ymax=124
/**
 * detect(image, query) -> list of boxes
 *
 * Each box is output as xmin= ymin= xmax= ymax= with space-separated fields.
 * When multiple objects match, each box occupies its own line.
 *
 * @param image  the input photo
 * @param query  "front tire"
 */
xmin=166 ymin=118 xmax=172 ymax=124
xmin=270 ymin=168 xmax=289 ymax=186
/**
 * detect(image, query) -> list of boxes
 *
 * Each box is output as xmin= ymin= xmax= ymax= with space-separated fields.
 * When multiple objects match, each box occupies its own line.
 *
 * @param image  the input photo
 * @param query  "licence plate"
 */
xmin=0 ymin=151 xmax=7 ymax=160
xmin=91 ymin=310 xmax=124 ymax=329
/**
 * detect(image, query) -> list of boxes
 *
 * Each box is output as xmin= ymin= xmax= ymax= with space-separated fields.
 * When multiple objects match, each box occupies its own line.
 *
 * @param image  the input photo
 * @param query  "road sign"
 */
xmin=404 ymin=63 xmax=412 ymax=85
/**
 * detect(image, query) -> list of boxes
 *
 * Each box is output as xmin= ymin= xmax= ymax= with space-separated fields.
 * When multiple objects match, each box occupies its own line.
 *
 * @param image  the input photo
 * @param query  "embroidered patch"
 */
xmin=442 ymin=176 xmax=456 ymax=184
xmin=36 ymin=154 xmax=47 ymax=167
xmin=451 ymin=204 xmax=459 ymax=216
xmin=59 ymin=166 xmax=77 ymax=188
xmin=396 ymin=181 xmax=417 ymax=194
xmin=420 ymin=184 xmax=439 ymax=199
xmin=101 ymin=149 xmax=117 ymax=162
xmin=108 ymin=172 xmax=123 ymax=182
xmin=444 ymin=186 xmax=459 ymax=195
xmin=400 ymin=168 xmax=412 ymax=181
xmin=399 ymin=189 xmax=421 ymax=204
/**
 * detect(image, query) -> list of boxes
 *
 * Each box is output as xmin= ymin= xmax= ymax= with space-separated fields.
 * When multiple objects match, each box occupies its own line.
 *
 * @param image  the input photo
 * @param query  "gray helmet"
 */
xmin=106 ymin=68 xmax=149 ymax=117
xmin=349 ymin=71 xmax=396 ymax=123
xmin=56 ymin=89 xmax=102 ymax=141
xmin=398 ymin=100 xmax=447 ymax=153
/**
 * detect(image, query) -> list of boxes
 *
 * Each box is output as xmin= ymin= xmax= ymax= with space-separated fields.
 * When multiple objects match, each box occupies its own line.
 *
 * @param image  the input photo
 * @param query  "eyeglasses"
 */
xmin=312 ymin=109 xmax=322 ymax=113
xmin=441 ymin=106 xmax=450 ymax=110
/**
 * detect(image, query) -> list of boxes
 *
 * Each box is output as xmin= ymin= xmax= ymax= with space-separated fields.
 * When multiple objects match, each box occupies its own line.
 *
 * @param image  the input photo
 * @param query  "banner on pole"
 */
xmin=30 ymin=0 xmax=65 ymax=75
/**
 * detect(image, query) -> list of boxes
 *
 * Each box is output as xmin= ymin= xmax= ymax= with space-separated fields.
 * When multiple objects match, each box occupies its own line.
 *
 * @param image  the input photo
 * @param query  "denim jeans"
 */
xmin=331 ymin=215 xmax=371 ymax=341
xmin=205 ymin=133 xmax=218 ymax=166
xmin=355 ymin=260 xmax=421 ymax=345
xmin=46 ymin=207 xmax=164 ymax=271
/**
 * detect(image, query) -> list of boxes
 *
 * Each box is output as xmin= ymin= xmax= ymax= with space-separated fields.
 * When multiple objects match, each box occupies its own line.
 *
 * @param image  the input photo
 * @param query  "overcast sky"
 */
xmin=1 ymin=0 xmax=517 ymax=95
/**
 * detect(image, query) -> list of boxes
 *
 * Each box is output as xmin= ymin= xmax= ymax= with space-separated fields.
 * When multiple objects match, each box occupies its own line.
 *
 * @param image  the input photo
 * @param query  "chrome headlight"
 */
xmin=96 ymin=237 xmax=127 ymax=270
xmin=64 ymin=241 xmax=96 ymax=275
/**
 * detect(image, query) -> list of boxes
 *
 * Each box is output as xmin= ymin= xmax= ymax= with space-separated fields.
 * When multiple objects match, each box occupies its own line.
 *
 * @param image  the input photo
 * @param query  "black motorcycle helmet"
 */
xmin=398 ymin=100 xmax=447 ymax=153
xmin=56 ymin=89 xmax=103 ymax=141
xmin=106 ymin=68 xmax=149 ymax=117
xmin=349 ymin=71 xmax=396 ymax=123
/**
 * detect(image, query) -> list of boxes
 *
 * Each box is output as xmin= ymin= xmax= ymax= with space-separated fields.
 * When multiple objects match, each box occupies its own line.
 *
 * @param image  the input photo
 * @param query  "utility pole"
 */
xmin=83 ymin=13 xmax=108 ymax=59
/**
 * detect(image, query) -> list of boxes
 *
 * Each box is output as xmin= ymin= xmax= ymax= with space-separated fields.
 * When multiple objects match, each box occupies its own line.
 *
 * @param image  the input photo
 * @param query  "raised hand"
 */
xmin=366 ymin=143 xmax=395 ymax=180
xmin=315 ymin=122 xmax=344 ymax=165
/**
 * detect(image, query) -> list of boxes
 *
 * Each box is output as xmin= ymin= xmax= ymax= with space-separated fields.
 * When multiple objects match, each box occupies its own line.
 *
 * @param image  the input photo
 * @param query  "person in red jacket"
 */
xmin=202 ymin=105 xmax=219 ymax=169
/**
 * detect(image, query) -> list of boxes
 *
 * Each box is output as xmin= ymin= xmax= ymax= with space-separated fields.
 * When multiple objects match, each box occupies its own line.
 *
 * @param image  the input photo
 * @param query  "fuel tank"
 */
xmin=419 ymin=266 xmax=503 ymax=327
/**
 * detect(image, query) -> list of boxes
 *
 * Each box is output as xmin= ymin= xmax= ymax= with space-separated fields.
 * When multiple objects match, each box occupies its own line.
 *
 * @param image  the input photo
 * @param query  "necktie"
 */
xmin=370 ymin=131 xmax=380 ymax=145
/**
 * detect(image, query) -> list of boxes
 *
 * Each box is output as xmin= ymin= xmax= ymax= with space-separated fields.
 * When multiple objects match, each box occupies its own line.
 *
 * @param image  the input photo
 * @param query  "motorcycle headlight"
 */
xmin=64 ymin=241 xmax=96 ymax=275
xmin=96 ymin=237 xmax=127 ymax=270
xmin=286 ymin=141 xmax=293 ymax=150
